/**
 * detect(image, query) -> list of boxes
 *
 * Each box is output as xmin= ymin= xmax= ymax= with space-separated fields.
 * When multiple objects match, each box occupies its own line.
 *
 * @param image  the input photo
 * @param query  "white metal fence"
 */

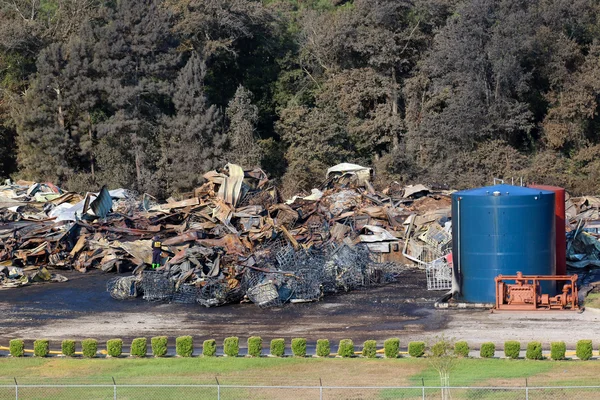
xmin=1 ymin=383 xmax=599 ymax=399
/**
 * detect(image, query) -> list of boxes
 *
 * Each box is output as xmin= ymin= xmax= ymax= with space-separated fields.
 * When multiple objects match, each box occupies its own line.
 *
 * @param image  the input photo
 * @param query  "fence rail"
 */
xmin=2 ymin=383 xmax=600 ymax=399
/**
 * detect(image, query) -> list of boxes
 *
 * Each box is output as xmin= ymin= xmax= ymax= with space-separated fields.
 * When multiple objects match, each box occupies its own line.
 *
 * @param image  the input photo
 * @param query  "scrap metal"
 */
xmin=0 ymin=164 xmax=454 ymax=306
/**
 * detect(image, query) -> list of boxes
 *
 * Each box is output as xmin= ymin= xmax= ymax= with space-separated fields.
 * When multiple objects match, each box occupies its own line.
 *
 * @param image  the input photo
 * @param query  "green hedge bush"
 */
xmin=577 ymin=340 xmax=593 ymax=361
xmin=82 ymin=339 xmax=97 ymax=358
xmin=550 ymin=342 xmax=566 ymax=360
xmin=338 ymin=339 xmax=354 ymax=358
xmin=224 ymin=337 xmax=239 ymax=357
xmin=526 ymin=341 xmax=543 ymax=360
xmin=270 ymin=339 xmax=285 ymax=357
xmin=107 ymin=339 xmax=123 ymax=358
xmin=504 ymin=341 xmax=520 ymax=359
xmin=454 ymin=341 xmax=469 ymax=358
xmin=431 ymin=339 xmax=454 ymax=358
xmin=480 ymin=342 xmax=495 ymax=358
xmin=248 ymin=337 xmax=262 ymax=357
xmin=203 ymin=339 xmax=217 ymax=357
xmin=176 ymin=336 xmax=193 ymax=357
xmin=316 ymin=339 xmax=330 ymax=357
xmin=131 ymin=338 xmax=147 ymax=357
xmin=10 ymin=339 xmax=24 ymax=357
xmin=384 ymin=338 xmax=400 ymax=359
xmin=362 ymin=340 xmax=377 ymax=358
xmin=408 ymin=341 xmax=425 ymax=358
xmin=152 ymin=336 xmax=168 ymax=357
xmin=292 ymin=338 xmax=307 ymax=357
xmin=62 ymin=340 xmax=76 ymax=357
xmin=34 ymin=339 xmax=49 ymax=357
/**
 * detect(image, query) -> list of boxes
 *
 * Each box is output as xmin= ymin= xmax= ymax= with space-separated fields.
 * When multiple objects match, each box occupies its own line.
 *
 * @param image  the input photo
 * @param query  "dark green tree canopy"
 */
xmin=2 ymin=0 xmax=600 ymax=196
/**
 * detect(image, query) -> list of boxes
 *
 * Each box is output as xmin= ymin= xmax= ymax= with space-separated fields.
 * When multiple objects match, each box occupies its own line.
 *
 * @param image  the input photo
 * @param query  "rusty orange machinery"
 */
xmin=494 ymin=272 xmax=579 ymax=311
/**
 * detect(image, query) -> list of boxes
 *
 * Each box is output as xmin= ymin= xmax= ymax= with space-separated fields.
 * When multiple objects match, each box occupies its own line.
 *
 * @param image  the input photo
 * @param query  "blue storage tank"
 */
xmin=451 ymin=184 xmax=556 ymax=303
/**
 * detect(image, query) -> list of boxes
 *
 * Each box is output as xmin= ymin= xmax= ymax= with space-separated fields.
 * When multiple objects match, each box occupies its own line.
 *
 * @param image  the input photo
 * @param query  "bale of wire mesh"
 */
xmin=141 ymin=270 xmax=174 ymax=301
xmin=172 ymin=284 xmax=198 ymax=304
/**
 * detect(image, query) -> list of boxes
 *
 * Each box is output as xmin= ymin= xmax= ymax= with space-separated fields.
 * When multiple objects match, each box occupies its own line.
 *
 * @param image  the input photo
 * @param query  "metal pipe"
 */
xmin=456 ymin=197 xmax=462 ymax=291
xmin=320 ymin=378 xmax=323 ymax=400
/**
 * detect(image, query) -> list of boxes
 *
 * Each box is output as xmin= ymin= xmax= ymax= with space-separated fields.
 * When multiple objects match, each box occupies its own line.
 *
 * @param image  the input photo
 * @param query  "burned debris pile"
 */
xmin=0 ymin=164 xmax=453 ymax=307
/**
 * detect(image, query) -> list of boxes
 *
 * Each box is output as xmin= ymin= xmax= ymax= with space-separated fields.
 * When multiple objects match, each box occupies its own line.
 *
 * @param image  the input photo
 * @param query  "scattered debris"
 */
xmin=0 ymin=163 xmax=453 ymax=306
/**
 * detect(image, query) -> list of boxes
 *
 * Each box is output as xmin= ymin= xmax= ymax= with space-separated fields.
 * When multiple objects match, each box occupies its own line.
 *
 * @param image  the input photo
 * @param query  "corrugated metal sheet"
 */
xmin=89 ymin=186 xmax=112 ymax=218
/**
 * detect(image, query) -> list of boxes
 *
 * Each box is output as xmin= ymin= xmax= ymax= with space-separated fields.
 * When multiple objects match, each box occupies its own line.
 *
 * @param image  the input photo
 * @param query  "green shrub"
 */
xmin=34 ymin=339 xmax=49 ymax=357
xmin=9 ymin=339 xmax=24 ymax=357
xmin=61 ymin=340 xmax=76 ymax=357
xmin=203 ymin=339 xmax=217 ymax=357
xmin=82 ymin=339 xmax=97 ymax=358
xmin=248 ymin=337 xmax=262 ymax=357
xmin=454 ymin=341 xmax=469 ymax=358
xmin=338 ymin=339 xmax=354 ymax=358
xmin=408 ymin=341 xmax=425 ymax=358
xmin=292 ymin=338 xmax=307 ymax=357
xmin=176 ymin=336 xmax=193 ymax=357
xmin=316 ymin=339 xmax=330 ymax=357
xmin=362 ymin=340 xmax=377 ymax=358
xmin=504 ymin=341 xmax=520 ymax=359
xmin=550 ymin=342 xmax=566 ymax=361
xmin=577 ymin=340 xmax=593 ymax=361
xmin=384 ymin=338 xmax=400 ymax=359
xmin=430 ymin=339 xmax=454 ymax=358
xmin=526 ymin=341 xmax=543 ymax=360
xmin=151 ymin=336 xmax=168 ymax=357
xmin=107 ymin=339 xmax=123 ymax=358
xmin=130 ymin=338 xmax=147 ymax=357
xmin=480 ymin=342 xmax=495 ymax=358
xmin=224 ymin=337 xmax=239 ymax=357
xmin=270 ymin=339 xmax=285 ymax=357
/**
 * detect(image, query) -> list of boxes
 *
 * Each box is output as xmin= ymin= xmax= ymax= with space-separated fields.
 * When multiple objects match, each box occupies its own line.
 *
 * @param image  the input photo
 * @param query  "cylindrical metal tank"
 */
xmin=451 ymin=184 xmax=556 ymax=303
xmin=528 ymin=185 xmax=566 ymax=276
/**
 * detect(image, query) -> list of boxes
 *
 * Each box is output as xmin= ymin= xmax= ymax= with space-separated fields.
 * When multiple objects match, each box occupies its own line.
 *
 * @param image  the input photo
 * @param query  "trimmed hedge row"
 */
xmin=248 ymin=337 xmax=262 ymax=357
xmin=5 ymin=338 xmax=600 ymax=360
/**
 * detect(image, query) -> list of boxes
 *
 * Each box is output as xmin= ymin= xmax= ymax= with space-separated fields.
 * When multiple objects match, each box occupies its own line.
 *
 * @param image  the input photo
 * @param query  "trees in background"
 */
xmin=1 ymin=0 xmax=600 ymax=196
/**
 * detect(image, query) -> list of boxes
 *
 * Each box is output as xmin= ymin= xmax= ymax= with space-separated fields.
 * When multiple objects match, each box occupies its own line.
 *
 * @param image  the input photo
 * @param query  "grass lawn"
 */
xmin=1 ymin=357 xmax=600 ymax=399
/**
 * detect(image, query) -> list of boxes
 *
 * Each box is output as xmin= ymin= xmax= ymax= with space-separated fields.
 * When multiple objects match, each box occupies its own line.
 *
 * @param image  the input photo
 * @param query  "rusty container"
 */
xmin=451 ymin=184 xmax=556 ymax=303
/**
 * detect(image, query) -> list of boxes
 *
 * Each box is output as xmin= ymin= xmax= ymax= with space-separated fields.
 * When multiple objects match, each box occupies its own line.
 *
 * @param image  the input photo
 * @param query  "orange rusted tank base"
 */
xmin=494 ymin=272 xmax=579 ymax=311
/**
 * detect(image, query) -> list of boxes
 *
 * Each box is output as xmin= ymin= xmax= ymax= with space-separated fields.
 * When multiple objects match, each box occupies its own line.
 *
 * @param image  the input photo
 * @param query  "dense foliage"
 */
xmin=479 ymin=342 xmax=495 ymax=358
xmin=107 ymin=339 xmax=123 ymax=358
xmin=61 ymin=340 xmax=76 ymax=357
xmin=384 ymin=338 xmax=400 ymax=359
xmin=2 ymin=0 xmax=600 ymax=196
xmin=576 ymin=340 xmax=593 ymax=361
xmin=33 ymin=339 xmax=50 ymax=357
xmin=248 ymin=336 xmax=263 ymax=357
xmin=82 ymin=339 xmax=97 ymax=358
xmin=270 ymin=338 xmax=285 ymax=357
xmin=550 ymin=341 xmax=566 ymax=361
xmin=176 ymin=336 xmax=193 ymax=357
xmin=131 ymin=338 xmax=148 ymax=357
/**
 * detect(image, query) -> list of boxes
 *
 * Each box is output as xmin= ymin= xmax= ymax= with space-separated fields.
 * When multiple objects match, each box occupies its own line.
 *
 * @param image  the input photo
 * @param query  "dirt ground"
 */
xmin=1 ymin=268 xmax=598 ymax=347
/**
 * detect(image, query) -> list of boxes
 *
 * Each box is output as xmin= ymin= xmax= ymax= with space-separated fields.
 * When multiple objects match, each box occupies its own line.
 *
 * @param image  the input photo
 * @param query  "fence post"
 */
xmin=215 ymin=377 xmax=220 ymax=400
xmin=525 ymin=378 xmax=529 ymax=400
xmin=112 ymin=377 xmax=117 ymax=400
xmin=14 ymin=378 xmax=17 ymax=400
xmin=421 ymin=378 xmax=425 ymax=400
xmin=319 ymin=377 xmax=323 ymax=400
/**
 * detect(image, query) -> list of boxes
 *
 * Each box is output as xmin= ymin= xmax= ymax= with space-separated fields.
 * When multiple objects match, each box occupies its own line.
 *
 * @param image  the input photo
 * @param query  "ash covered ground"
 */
xmin=2 ymin=268 xmax=599 ymax=348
